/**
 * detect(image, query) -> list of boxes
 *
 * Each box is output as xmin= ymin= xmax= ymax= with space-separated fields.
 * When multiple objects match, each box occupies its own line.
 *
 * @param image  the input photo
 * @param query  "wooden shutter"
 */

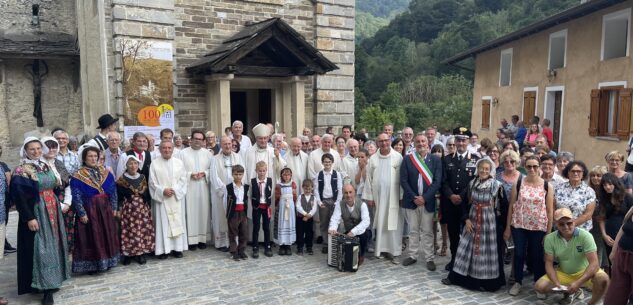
xmin=617 ymin=88 xmax=632 ymax=140
xmin=523 ymin=91 xmax=536 ymax=124
xmin=481 ymin=99 xmax=491 ymax=129
xmin=589 ymin=89 xmax=601 ymax=136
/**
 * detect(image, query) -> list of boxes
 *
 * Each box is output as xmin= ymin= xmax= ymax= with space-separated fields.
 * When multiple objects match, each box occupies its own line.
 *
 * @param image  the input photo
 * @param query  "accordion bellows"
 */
xmin=327 ymin=234 xmax=360 ymax=272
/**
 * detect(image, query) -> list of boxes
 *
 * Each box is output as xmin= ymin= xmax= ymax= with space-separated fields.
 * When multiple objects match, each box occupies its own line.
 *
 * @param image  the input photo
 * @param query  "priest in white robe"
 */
xmin=244 ymin=124 xmax=286 ymax=242
xmin=307 ymin=134 xmax=340 ymax=180
xmin=284 ymin=137 xmax=308 ymax=190
xmin=363 ymin=133 xmax=403 ymax=261
xmin=340 ymin=139 xmax=360 ymax=186
xmin=210 ymin=135 xmax=245 ymax=250
xmin=179 ymin=130 xmax=216 ymax=249
xmin=149 ymin=141 xmax=189 ymax=258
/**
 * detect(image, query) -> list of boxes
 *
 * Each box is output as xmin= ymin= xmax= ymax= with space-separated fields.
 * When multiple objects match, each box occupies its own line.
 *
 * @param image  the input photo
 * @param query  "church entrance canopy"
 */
xmin=186 ymin=17 xmax=338 ymax=136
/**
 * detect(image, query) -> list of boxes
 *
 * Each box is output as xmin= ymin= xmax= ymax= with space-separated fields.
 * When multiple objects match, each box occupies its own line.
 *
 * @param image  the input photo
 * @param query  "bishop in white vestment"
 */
xmin=179 ymin=133 xmax=216 ymax=248
xmin=363 ymin=133 xmax=403 ymax=259
xmin=149 ymin=142 xmax=189 ymax=256
xmin=210 ymin=136 xmax=245 ymax=250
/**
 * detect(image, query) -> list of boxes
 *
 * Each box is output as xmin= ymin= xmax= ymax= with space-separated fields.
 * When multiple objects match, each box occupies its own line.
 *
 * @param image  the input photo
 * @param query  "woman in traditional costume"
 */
xmin=70 ymin=146 xmax=120 ymax=274
xmin=12 ymin=137 xmax=70 ymax=305
xmin=116 ymin=155 xmax=155 ymax=265
xmin=442 ymin=158 xmax=508 ymax=292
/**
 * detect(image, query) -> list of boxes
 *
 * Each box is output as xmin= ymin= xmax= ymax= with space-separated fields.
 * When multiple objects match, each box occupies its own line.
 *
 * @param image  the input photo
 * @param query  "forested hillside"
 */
xmin=355 ymin=0 xmax=580 ymax=133
xmin=355 ymin=0 xmax=410 ymax=41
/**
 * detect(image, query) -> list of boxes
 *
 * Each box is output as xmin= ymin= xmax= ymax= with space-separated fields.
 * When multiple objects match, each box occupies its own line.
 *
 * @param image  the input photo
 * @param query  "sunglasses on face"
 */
xmin=525 ymin=165 xmax=539 ymax=169
xmin=557 ymin=221 xmax=573 ymax=227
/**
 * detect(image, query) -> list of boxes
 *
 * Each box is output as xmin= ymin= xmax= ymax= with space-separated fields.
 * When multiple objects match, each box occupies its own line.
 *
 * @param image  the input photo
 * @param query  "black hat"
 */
xmin=452 ymin=127 xmax=472 ymax=138
xmin=97 ymin=114 xmax=119 ymax=129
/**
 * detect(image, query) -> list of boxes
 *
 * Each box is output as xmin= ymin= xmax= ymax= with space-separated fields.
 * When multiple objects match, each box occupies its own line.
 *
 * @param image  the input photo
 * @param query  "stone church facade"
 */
xmin=0 ymin=0 xmax=354 ymax=147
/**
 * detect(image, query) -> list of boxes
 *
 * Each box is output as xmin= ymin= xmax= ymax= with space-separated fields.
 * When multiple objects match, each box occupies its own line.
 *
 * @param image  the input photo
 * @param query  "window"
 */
xmin=499 ymin=48 xmax=512 ymax=86
xmin=548 ymin=30 xmax=567 ymax=69
xmin=602 ymin=8 xmax=631 ymax=60
xmin=589 ymin=86 xmax=632 ymax=139
xmin=481 ymin=97 xmax=492 ymax=129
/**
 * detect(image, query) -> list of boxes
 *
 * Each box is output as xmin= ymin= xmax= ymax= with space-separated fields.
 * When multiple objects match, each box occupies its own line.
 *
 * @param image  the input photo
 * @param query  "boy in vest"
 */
xmin=296 ymin=179 xmax=317 ymax=255
xmin=225 ymin=165 xmax=249 ymax=261
xmin=251 ymin=161 xmax=273 ymax=258
xmin=314 ymin=153 xmax=343 ymax=254
xmin=328 ymin=184 xmax=371 ymax=265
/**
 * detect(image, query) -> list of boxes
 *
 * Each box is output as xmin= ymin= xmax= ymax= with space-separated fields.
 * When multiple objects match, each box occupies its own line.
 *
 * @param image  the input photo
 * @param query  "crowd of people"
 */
xmin=0 ymin=113 xmax=632 ymax=305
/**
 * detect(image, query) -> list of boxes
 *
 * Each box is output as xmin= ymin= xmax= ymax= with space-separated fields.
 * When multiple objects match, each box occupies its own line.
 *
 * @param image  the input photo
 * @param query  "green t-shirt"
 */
xmin=544 ymin=228 xmax=597 ymax=274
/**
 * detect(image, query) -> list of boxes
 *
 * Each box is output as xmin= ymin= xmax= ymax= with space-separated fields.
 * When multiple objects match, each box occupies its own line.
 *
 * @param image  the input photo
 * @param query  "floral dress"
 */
xmin=117 ymin=173 xmax=155 ymax=256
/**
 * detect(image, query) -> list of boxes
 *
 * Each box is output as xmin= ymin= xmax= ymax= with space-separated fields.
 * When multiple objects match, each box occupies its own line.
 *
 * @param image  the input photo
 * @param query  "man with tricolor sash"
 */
xmin=400 ymin=134 xmax=443 ymax=270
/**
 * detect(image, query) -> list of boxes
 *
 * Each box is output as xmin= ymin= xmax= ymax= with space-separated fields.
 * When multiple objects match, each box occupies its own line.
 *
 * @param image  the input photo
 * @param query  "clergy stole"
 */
xmin=151 ymin=157 xmax=186 ymax=238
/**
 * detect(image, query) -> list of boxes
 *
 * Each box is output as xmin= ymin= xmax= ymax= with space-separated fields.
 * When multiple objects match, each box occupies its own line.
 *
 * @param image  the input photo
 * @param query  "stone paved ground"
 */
xmin=0 ymin=212 xmax=596 ymax=305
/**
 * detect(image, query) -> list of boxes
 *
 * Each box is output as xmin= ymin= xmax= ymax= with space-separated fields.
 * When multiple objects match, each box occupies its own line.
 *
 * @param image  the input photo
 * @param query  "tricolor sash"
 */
xmin=410 ymin=152 xmax=433 ymax=186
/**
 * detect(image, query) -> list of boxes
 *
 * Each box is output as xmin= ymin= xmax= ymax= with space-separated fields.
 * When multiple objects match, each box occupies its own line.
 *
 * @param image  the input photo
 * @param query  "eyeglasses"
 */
xmin=503 ymin=160 xmax=516 ymax=164
xmin=525 ymin=165 xmax=539 ymax=169
xmin=608 ymin=159 xmax=621 ymax=163
xmin=557 ymin=221 xmax=574 ymax=227
xmin=302 ymin=142 xmax=309 ymax=144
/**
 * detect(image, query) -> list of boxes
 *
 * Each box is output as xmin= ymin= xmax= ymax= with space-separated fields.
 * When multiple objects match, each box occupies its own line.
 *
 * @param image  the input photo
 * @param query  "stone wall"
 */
xmin=313 ymin=0 xmax=355 ymax=135
xmin=0 ymin=0 xmax=77 ymax=34
xmin=2 ymin=58 xmax=82 ymax=144
xmin=0 ymin=0 xmax=80 ymax=149
xmin=173 ymin=0 xmax=317 ymax=136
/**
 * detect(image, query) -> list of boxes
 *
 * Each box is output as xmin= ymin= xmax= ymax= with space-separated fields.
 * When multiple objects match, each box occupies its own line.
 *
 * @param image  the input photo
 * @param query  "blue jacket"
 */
xmin=400 ymin=152 xmax=442 ymax=212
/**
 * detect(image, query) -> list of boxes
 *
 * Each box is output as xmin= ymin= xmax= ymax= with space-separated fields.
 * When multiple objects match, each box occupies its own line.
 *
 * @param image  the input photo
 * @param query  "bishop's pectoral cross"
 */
xmin=24 ymin=59 xmax=49 ymax=127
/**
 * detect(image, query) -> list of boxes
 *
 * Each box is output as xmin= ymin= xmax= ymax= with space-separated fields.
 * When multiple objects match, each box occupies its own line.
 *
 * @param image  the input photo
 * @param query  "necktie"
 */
xmin=458 ymin=155 xmax=463 ymax=161
xmin=138 ymin=152 xmax=144 ymax=162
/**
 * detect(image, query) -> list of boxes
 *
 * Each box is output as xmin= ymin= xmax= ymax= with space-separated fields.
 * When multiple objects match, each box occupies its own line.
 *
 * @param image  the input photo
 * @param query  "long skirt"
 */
xmin=72 ymin=194 xmax=120 ymax=273
xmin=120 ymin=194 xmax=155 ymax=256
xmin=63 ymin=209 xmax=75 ymax=251
xmin=449 ymin=203 xmax=505 ymax=291
xmin=273 ymin=194 xmax=296 ymax=246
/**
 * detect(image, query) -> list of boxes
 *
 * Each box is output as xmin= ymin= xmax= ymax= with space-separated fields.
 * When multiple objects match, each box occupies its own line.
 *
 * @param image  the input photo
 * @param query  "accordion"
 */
xmin=327 ymin=234 xmax=360 ymax=272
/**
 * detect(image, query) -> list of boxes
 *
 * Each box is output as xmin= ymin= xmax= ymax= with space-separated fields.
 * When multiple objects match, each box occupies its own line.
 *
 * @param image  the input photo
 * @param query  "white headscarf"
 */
xmin=122 ymin=154 xmax=142 ymax=179
xmin=20 ymin=136 xmax=49 ymax=169
xmin=474 ymin=156 xmax=496 ymax=177
xmin=40 ymin=136 xmax=62 ymax=185
xmin=77 ymin=142 xmax=99 ymax=165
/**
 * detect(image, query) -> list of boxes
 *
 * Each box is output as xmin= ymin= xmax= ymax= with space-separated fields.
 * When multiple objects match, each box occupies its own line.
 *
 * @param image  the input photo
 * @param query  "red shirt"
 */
xmin=542 ymin=127 xmax=554 ymax=148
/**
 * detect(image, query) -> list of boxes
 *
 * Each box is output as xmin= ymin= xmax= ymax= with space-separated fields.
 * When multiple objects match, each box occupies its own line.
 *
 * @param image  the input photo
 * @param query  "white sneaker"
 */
xmin=536 ymin=292 xmax=547 ymax=300
xmin=509 ymin=283 xmax=522 ymax=296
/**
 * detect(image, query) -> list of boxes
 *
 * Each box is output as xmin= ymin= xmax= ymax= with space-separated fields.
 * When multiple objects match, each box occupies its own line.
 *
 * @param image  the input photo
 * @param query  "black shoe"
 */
xmin=189 ymin=245 xmax=197 ymax=251
xmin=172 ymin=251 xmax=183 ymax=258
xmin=219 ymin=247 xmax=229 ymax=252
xmin=252 ymin=247 xmax=259 ymax=259
xmin=441 ymin=277 xmax=452 ymax=285
xmin=321 ymin=246 xmax=328 ymax=254
xmin=278 ymin=247 xmax=284 ymax=255
xmin=122 ymin=256 xmax=132 ymax=266
xmin=402 ymin=257 xmax=417 ymax=266
xmin=297 ymin=248 xmax=304 ymax=255
xmin=264 ymin=246 xmax=273 ymax=257
xmin=5 ymin=241 xmax=16 ymax=252
xmin=158 ymin=254 xmax=168 ymax=260
xmin=42 ymin=291 xmax=54 ymax=305
xmin=239 ymin=251 xmax=248 ymax=260
xmin=444 ymin=262 xmax=453 ymax=271
xmin=231 ymin=253 xmax=240 ymax=261
xmin=316 ymin=236 xmax=323 ymax=244
xmin=307 ymin=247 xmax=314 ymax=255
xmin=137 ymin=255 xmax=147 ymax=265
xmin=198 ymin=243 xmax=207 ymax=250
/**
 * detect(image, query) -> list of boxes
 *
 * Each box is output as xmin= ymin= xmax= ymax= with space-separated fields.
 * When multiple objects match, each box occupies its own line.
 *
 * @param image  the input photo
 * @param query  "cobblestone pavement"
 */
xmin=0 ymin=212 xmax=595 ymax=305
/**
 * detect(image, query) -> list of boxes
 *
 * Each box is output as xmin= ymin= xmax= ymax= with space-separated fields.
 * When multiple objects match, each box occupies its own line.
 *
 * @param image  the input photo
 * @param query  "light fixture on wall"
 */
xmin=492 ymin=97 xmax=499 ymax=107
xmin=547 ymin=69 xmax=557 ymax=81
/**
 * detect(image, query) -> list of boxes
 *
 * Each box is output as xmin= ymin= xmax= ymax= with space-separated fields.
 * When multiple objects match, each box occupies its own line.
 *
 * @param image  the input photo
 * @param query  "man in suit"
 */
xmin=400 ymin=134 xmax=443 ymax=270
xmin=116 ymin=132 xmax=152 ymax=180
xmin=441 ymin=127 xmax=479 ymax=271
